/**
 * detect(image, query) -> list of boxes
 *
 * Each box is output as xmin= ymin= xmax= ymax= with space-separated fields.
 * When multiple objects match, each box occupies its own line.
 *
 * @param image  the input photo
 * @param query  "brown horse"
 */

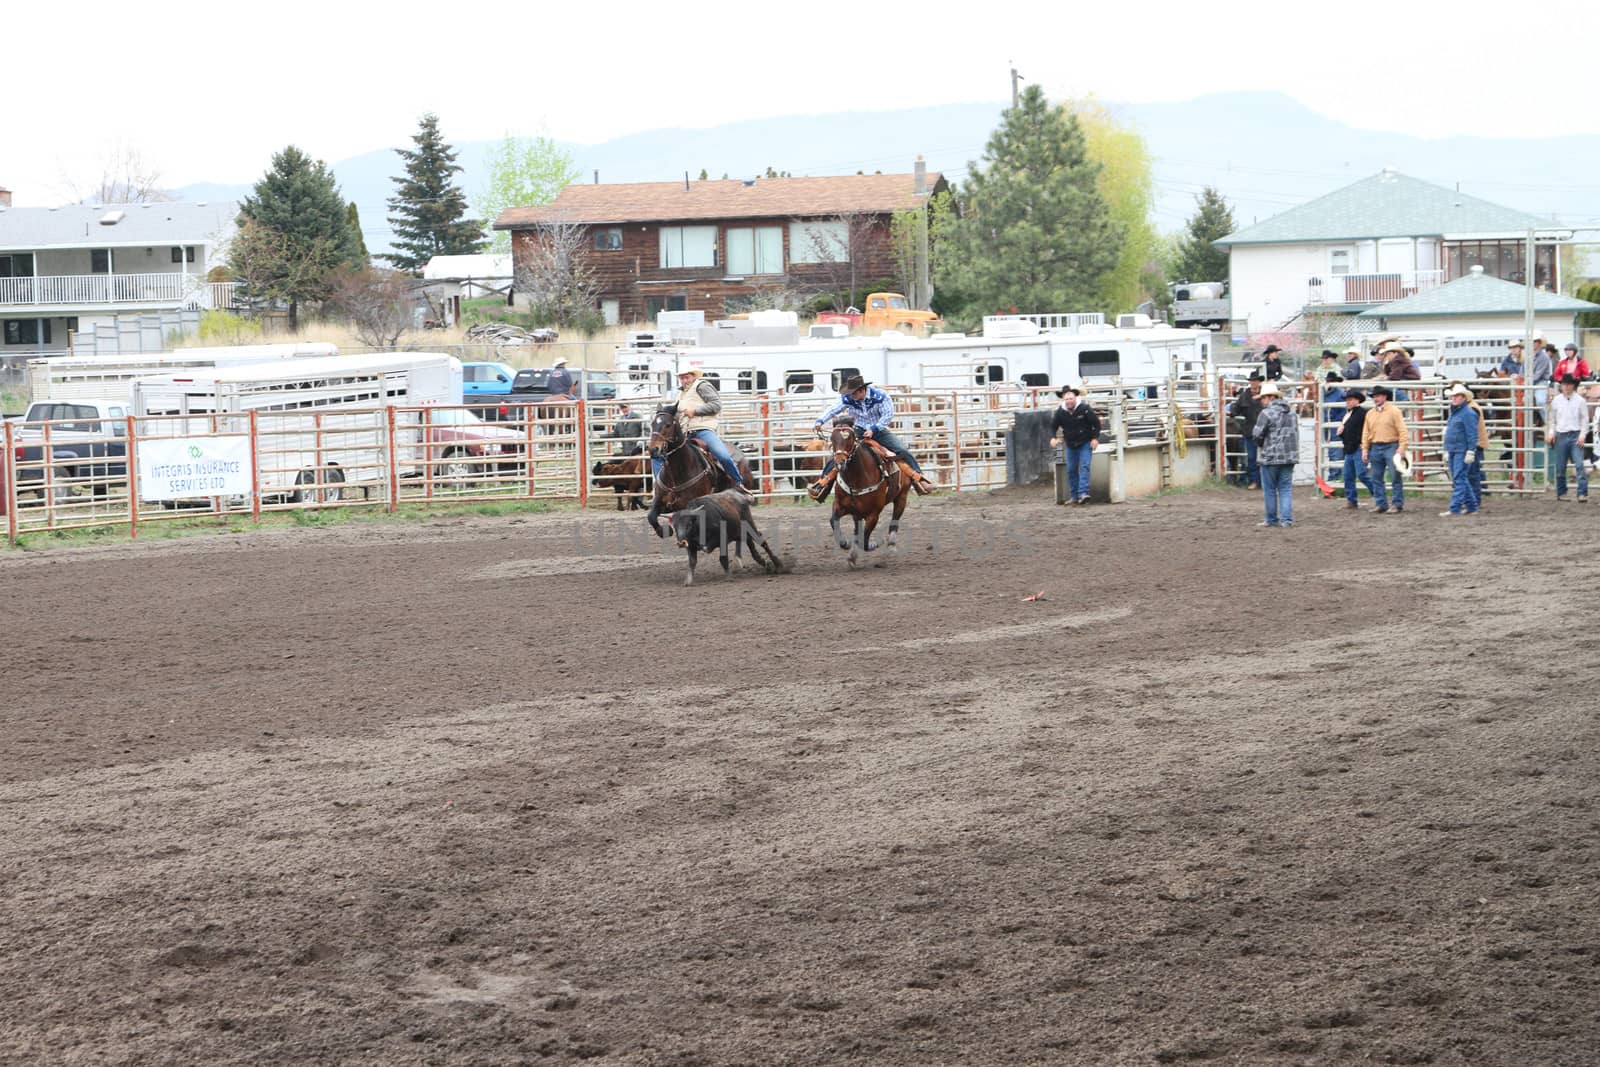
xmin=645 ymin=405 xmax=757 ymax=538
xmin=827 ymin=424 xmax=910 ymax=568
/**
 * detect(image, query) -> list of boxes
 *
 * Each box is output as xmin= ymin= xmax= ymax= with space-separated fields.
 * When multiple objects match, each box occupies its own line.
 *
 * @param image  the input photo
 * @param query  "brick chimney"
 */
xmin=0 ymin=188 xmax=12 ymax=209
xmin=913 ymin=156 xmax=926 ymax=197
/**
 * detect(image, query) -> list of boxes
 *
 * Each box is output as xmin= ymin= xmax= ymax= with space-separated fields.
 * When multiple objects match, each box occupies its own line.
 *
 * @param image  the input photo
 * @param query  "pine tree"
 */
xmin=1171 ymin=187 xmax=1235 ymax=284
xmin=346 ymin=202 xmax=370 ymax=265
xmin=936 ymin=85 xmax=1124 ymax=322
xmin=232 ymin=145 xmax=363 ymax=329
xmin=384 ymin=113 xmax=484 ymax=272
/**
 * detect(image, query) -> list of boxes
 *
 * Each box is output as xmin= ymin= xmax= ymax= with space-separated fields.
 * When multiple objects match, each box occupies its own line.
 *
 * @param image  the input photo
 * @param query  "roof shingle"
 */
xmin=1216 ymin=171 xmax=1550 ymax=246
xmin=493 ymin=173 xmax=943 ymax=230
xmin=1358 ymin=269 xmax=1600 ymax=318
xmin=0 ymin=200 xmax=239 ymax=250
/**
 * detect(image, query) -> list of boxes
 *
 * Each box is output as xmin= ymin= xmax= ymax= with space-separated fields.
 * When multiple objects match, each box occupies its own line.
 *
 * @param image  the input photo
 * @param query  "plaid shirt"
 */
xmin=817 ymin=387 xmax=895 ymax=433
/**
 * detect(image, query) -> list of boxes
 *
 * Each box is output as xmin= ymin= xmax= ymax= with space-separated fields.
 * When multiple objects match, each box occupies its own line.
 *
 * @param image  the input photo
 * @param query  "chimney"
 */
xmin=0 ymin=187 xmax=11 ymax=209
xmin=913 ymin=156 xmax=926 ymax=196
xmin=593 ymin=170 xmax=599 ymax=185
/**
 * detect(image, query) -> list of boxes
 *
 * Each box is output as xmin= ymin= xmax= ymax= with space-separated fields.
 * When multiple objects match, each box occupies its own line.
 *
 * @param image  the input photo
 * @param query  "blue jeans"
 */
xmin=1063 ymin=442 xmax=1093 ymax=499
xmin=1342 ymin=452 xmax=1376 ymax=503
xmin=651 ymin=429 xmax=745 ymax=486
xmin=1243 ymin=437 xmax=1260 ymax=486
xmin=1552 ymin=431 xmax=1588 ymax=498
xmin=1471 ymin=446 xmax=1484 ymax=503
xmin=1447 ymin=452 xmax=1475 ymax=513
xmin=1260 ymin=463 xmax=1294 ymax=525
xmin=1368 ymin=442 xmax=1403 ymax=510
xmin=820 ymin=428 xmax=925 ymax=478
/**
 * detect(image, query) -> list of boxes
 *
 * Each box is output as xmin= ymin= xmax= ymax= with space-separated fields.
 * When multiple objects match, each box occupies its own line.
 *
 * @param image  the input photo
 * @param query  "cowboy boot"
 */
xmin=807 ymin=469 xmax=836 ymax=501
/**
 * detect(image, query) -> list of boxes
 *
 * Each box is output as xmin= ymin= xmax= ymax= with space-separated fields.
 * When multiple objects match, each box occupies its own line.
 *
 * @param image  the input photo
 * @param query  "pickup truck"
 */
xmin=462 ymin=361 xmax=516 ymax=397
xmin=10 ymin=400 xmax=130 ymax=499
xmin=815 ymin=292 xmax=943 ymax=335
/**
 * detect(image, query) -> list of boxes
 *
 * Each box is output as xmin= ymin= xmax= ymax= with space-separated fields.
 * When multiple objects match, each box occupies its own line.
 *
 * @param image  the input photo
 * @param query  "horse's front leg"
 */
xmin=647 ymin=497 xmax=666 ymax=538
xmin=887 ymin=486 xmax=910 ymax=552
xmin=830 ymin=505 xmax=849 ymax=551
xmin=848 ymin=516 xmax=864 ymax=568
xmin=862 ymin=509 xmax=882 ymax=553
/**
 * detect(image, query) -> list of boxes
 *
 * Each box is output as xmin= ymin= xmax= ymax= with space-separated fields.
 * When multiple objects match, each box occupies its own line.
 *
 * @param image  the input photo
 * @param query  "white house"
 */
xmin=0 ymin=188 xmax=239 ymax=356
xmin=1357 ymin=265 xmax=1599 ymax=351
xmin=1216 ymin=170 xmax=1569 ymax=337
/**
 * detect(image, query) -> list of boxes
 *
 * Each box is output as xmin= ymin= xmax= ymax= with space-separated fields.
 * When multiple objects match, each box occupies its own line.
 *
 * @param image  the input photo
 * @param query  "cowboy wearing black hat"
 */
xmin=1049 ymin=384 xmax=1102 ymax=504
xmin=1261 ymin=344 xmax=1284 ymax=381
xmin=808 ymin=374 xmax=935 ymax=501
xmin=1230 ymin=372 xmax=1266 ymax=488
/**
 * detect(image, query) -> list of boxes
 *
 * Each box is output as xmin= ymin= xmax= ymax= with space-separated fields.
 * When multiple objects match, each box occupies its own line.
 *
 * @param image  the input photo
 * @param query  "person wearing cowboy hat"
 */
xmin=1229 ymin=372 xmax=1266 ymax=488
xmin=1260 ymin=344 xmax=1284 ymax=381
xmin=1499 ymin=341 xmax=1525 ymax=378
xmin=1250 ymin=380 xmax=1298 ymax=527
xmin=1440 ymin=384 xmax=1481 ymax=516
xmin=659 ymin=366 xmax=750 ymax=494
xmin=545 ymin=356 xmax=575 ymax=398
xmin=1343 ymin=347 xmax=1364 ymax=381
xmin=1336 ymin=388 xmax=1378 ymax=509
xmin=1383 ymin=342 xmax=1421 ymax=383
xmin=1048 ymin=384 xmax=1102 ymax=505
xmin=808 ymin=374 xmax=935 ymax=502
xmin=1360 ymin=385 xmax=1410 ymax=514
xmin=1547 ymin=373 xmax=1589 ymax=502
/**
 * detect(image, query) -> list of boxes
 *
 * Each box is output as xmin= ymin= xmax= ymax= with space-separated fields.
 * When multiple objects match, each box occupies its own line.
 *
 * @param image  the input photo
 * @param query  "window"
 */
xmin=737 ymin=370 xmax=769 ymax=392
xmin=976 ymin=364 xmax=1004 ymax=386
xmin=831 ymin=367 xmax=861 ymax=391
xmin=0 ymin=254 xmax=34 ymax=278
xmin=90 ymin=249 xmax=111 ymax=274
xmin=868 ymin=295 xmax=887 ymax=310
xmin=784 ymin=369 xmax=813 ymax=392
xmin=726 ymin=226 xmax=782 ymax=275
xmin=65 ymin=317 xmax=78 ymax=334
xmin=170 ymin=246 xmax=196 ymax=264
xmin=703 ymin=373 xmax=721 ymax=393
xmin=593 ymin=228 xmax=622 ymax=251
xmin=3 ymin=319 xmax=40 ymax=345
xmin=1078 ymin=349 xmax=1121 ymax=377
xmin=659 ymin=225 xmax=717 ymax=268
xmin=789 ymin=220 xmax=848 ymax=264
xmin=1020 ymin=372 xmax=1049 ymax=388
xmin=1328 ymin=248 xmax=1352 ymax=276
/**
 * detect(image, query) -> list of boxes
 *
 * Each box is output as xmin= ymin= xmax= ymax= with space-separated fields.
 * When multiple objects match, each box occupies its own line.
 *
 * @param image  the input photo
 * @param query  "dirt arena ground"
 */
xmin=2 ymin=486 xmax=1597 ymax=1065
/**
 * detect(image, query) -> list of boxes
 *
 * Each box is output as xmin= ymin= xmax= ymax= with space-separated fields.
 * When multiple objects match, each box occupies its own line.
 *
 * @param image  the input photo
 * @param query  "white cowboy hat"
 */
xmin=552 ymin=356 xmax=569 ymax=367
xmin=1258 ymin=381 xmax=1283 ymax=398
xmin=1345 ymin=346 xmax=1362 ymax=356
xmin=1392 ymin=452 xmax=1412 ymax=476
xmin=1448 ymin=383 xmax=1475 ymax=400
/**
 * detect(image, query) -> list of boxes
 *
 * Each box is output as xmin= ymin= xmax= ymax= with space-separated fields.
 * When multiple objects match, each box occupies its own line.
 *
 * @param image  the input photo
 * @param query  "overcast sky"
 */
xmin=6 ymin=0 xmax=1596 ymax=207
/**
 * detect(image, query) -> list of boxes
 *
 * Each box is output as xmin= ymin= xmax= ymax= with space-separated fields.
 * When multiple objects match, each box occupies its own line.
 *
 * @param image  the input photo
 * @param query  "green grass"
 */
xmin=2 ymin=389 xmax=27 ymax=414
xmin=2 ymin=498 xmax=557 ymax=551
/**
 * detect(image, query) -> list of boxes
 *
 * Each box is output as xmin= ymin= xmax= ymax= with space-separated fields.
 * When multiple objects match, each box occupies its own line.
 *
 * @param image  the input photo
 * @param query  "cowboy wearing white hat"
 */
xmin=658 ymin=365 xmax=750 ymax=494
xmin=1440 ymin=383 xmax=1481 ymax=516
xmin=545 ymin=356 xmax=575 ymax=398
xmin=1547 ymin=373 xmax=1589 ymax=502
xmin=1250 ymin=380 xmax=1299 ymax=528
xmin=1343 ymin=347 xmax=1364 ymax=380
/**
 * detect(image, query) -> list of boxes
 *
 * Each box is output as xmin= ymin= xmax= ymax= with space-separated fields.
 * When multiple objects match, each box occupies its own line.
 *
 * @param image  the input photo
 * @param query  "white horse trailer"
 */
xmin=130 ymin=353 xmax=462 ymax=499
xmin=615 ymin=315 xmax=1212 ymax=402
xmin=27 ymin=342 xmax=339 ymax=405
xmin=1354 ymin=329 xmax=1526 ymax=380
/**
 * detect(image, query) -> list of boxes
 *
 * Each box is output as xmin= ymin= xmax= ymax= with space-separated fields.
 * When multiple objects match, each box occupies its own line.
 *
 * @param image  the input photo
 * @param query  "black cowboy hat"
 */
xmin=1262 ymin=344 xmax=1282 ymax=355
xmin=1370 ymin=385 xmax=1393 ymax=398
xmin=1247 ymin=371 xmax=1264 ymax=382
xmin=841 ymin=374 xmax=871 ymax=392
xmin=1561 ymin=373 xmax=1580 ymax=386
xmin=1325 ymin=371 xmax=1344 ymax=382
xmin=1345 ymin=389 xmax=1366 ymax=402
xmin=1055 ymin=385 xmax=1081 ymax=397
xmin=1320 ymin=349 xmax=1338 ymax=359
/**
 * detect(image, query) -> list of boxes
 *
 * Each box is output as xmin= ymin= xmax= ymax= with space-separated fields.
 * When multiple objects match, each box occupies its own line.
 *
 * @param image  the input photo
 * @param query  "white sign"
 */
xmin=138 ymin=436 xmax=252 ymax=499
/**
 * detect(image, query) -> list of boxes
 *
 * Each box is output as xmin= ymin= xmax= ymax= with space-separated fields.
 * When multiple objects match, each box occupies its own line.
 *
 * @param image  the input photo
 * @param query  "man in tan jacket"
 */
xmin=652 ymin=367 xmax=750 ymax=494
xmin=1360 ymin=384 xmax=1410 ymax=513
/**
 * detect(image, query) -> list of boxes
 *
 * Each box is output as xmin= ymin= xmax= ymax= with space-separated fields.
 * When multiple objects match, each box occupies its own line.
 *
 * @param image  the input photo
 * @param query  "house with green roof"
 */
xmin=1214 ymin=169 xmax=1570 ymax=336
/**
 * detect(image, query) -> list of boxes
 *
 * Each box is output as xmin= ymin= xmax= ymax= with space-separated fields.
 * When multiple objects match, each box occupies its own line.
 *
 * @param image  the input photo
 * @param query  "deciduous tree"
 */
xmin=514 ymin=214 xmax=601 ymax=330
xmin=935 ymin=86 xmax=1123 ymax=323
xmin=384 ymin=113 xmax=485 ymax=272
xmin=1066 ymin=98 xmax=1159 ymax=315
xmin=477 ymin=134 xmax=580 ymax=254
xmin=328 ymin=268 xmax=416 ymax=347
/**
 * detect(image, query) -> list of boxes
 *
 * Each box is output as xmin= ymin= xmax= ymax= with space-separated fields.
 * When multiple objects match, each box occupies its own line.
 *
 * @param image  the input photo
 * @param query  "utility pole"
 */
xmin=1010 ymin=65 xmax=1022 ymax=109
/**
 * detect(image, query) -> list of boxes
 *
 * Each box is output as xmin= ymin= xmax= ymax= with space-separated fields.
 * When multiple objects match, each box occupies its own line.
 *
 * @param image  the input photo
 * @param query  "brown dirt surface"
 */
xmin=2 ymin=486 xmax=1597 ymax=1065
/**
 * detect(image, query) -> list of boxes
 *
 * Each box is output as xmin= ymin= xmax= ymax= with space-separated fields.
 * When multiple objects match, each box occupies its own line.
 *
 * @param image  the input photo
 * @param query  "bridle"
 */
xmin=651 ymin=412 xmax=714 ymax=494
xmin=831 ymin=426 xmax=890 ymax=497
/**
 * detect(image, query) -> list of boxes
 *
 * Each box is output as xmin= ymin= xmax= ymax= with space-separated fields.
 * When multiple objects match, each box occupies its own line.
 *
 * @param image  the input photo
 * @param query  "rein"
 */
xmin=653 ymin=421 xmax=714 ymax=498
xmin=834 ymin=434 xmax=891 ymax=498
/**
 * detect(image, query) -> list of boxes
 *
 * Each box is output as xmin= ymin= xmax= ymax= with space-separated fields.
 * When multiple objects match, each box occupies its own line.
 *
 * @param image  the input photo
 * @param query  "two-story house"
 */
xmin=0 ymin=188 xmax=238 ymax=356
xmin=492 ymin=165 xmax=945 ymax=325
xmin=1215 ymin=169 xmax=1570 ymax=338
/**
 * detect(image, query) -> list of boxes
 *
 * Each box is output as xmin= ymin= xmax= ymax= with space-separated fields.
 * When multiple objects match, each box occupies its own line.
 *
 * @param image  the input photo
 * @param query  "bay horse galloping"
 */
xmin=827 ymin=423 xmax=910 ymax=568
xmin=645 ymin=405 xmax=757 ymax=538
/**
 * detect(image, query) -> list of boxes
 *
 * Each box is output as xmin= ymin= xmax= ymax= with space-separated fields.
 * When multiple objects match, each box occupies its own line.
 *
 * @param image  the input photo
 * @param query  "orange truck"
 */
xmin=816 ymin=293 xmax=942 ymax=335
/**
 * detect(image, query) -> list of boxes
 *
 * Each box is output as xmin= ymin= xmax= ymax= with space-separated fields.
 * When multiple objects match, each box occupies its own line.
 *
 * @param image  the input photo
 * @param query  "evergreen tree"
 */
xmin=384 ymin=113 xmax=484 ymax=271
xmin=936 ymin=86 xmax=1124 ymax=322
xmin=697 ymin=168 xmax=709 ymax=181
xmin=232 ymin=145 xmax=363 ymax=329
xmin=346 ymin=202 xmax=371 ymax=265
xmin=1171 ymin=186 xmax=1235 ymax=284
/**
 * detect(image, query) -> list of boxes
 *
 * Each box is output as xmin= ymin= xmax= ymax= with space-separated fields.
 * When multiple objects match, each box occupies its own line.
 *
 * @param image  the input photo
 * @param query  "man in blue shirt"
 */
xmin=807 ymin=375 xmax=935 ymax=501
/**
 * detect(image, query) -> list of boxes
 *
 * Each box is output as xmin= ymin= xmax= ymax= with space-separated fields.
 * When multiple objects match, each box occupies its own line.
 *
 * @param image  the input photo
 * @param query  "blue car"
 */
xmin=462 ymin=361 xmax=516 ymax=397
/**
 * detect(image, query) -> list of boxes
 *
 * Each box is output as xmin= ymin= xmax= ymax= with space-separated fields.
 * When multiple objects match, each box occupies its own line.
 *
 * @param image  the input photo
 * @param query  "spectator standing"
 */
xmin=1343 ymin=347 xmax=1364 ymax=380
xmin=1337 ymin=388 xmax=1377 ymax=508
xmin=1361 ymin=347 xmax=1383 ymax=381
xmin=1048 ymin=385 xmax=1102 ymax=505
xmin=1440 ymin=384 xmax=1481 ymax=517
xmin=545 ymin=357 xmax=575 ymax=398
xmin=1316 ymin=350 xmax=1342 ymax=382
xmin=606 ymin=401 xmax=645 ymax=455
xmin=1361 ymin=384 xmax=1410 ymax=514
xmin=1499 ymin=342 xmax=1525 ymax=378
xmin=1466 ymin=389 xmax=1490 ymax=509
xmin=1261 ymin=345 xmax=1285 ymax=381
xmin=1251 ymin=382 xmax=1298 ymax=528
xmin=1384 ymin=343 xmax=1422 ymax=381
xmin=1554 ymin=342 xmax=1590 ymax=383
xmin=1230 ymin=373 xmax=1265 ymax=489
xmin=1548 ymin=374 xmax=1589 ymax=502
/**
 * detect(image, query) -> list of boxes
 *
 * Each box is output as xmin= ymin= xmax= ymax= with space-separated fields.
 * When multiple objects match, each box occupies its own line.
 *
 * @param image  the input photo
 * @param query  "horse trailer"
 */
xmin=27 ymin=342 xmax=339 ymax=405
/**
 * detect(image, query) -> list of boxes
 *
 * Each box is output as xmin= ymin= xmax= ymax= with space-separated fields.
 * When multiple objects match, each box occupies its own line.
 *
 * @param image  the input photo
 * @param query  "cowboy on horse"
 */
xmin=807 ymin=375 xmax=936 ymax=501
xmin=654 ymin=366 xmax=752 ymax=496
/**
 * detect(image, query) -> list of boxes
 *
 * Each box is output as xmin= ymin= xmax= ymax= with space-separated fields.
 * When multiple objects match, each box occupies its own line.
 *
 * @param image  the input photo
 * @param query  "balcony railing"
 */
xmin=1307 ymin=270 xmax=1444 ymax=307
xmin=0 ymin=271 xmax=212 ymax=307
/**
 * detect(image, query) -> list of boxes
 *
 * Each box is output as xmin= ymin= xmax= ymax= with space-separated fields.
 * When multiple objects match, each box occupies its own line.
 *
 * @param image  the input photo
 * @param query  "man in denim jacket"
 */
xmin=1251 ymin=381 xmax=1299 ymax=528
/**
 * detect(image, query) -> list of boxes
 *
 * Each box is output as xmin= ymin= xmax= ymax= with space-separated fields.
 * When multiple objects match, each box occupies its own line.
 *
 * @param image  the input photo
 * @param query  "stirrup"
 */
xmin=808 ymin=478 xmax=832 ymax=501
